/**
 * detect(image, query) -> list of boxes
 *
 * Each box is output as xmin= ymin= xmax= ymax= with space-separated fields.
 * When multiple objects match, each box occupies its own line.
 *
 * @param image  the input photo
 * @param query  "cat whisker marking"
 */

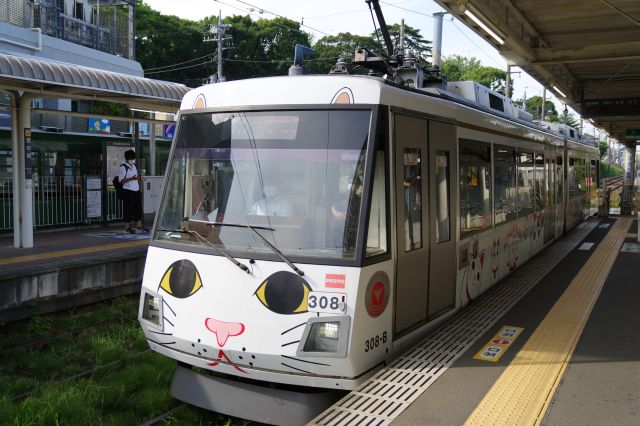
xmin=163 ymin=316 xmax=175 ymax=327
xmin=281 ymin=340 xmax=300 ymax=347
xmin=281 ymin=355 xmax=330 ymax=366
xmin=281 ymin=322 xmax=306 ymax=336
xmin=281 ymin=363 xmax=311 ymax=374
xmin=147 ymin=330 xmax=173 ymax=336
xmin=163 ymin=299 xmax=177 ymax=317
xmin=147 ymin=338 xmax=177 ymax=346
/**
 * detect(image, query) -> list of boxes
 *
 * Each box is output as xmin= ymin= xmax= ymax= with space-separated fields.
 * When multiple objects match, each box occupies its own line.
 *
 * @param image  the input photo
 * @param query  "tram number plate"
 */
xmin=308 ymin=292 xmax=347 ymax=314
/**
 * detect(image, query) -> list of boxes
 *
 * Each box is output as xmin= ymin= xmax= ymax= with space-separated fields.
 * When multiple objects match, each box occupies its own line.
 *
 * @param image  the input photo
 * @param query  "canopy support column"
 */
xmin=9 ymin=91 xmax=21 ymax=248
xmin=18 ymin=93 xmax=34 ymax=248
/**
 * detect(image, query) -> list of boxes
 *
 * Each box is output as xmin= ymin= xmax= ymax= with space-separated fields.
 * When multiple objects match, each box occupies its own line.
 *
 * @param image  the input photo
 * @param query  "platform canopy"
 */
xmin=435 ymin=0 xmax=640 ymax=148
xmin=0 ymin=52 xmax=189 ymax=112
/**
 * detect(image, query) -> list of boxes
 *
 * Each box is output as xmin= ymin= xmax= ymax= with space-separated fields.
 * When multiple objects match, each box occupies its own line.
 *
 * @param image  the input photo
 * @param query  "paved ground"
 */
xmin=392 ymin=217 xmax=639 ymax=425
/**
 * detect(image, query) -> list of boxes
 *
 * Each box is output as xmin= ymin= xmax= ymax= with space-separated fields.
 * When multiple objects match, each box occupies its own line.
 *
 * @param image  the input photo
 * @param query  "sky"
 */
xmin=141 ymin=0 xmax=610 ymax=139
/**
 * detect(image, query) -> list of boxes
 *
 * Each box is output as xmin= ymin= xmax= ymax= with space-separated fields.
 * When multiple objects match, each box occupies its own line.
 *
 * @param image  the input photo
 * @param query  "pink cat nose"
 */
xmin=204 ymin=318 xmax=245 ymax=347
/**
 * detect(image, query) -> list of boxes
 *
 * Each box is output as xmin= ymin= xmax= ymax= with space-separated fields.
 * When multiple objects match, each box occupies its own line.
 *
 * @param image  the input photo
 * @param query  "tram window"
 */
xmin=365 ymin=149 xmax=388 ymax=257
xmin=516 ymin=150 xmax=534 ymax=217
xmin=534 ymin=152 xmax=545 ymax=211
xmin=403 ymin=148 xmax=422 ymax=251
xmin=434 ymin=150 xmax=450 ymax=243
xmin=493 ymin=145 xmax=516 ymax=225
xmin=459 ymin=139 xmax=492 ymax=237
xmin=575 ymin=158 xmax=586 ymax=195
xmin=156 ymin=109 xmax=372 ymax=262
xmin=557 ymin=156 xmax=563 ymax=203
xmin=568 ymin=157 xmax=578 ymax=196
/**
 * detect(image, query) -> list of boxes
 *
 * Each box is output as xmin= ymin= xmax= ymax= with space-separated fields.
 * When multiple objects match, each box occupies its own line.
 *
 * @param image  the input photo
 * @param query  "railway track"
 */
xmin=603 ymin=175 xmax=624 ymax=191
xmin=11 ymin=349 xmax=152 ymax=402
xmin=139 ymin=403 xmax=187 ymax=426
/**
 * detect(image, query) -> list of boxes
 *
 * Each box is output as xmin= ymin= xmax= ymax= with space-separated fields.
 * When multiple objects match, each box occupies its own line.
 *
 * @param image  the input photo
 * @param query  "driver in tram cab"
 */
xmin=250 ymin=184 xmax=293 ymax=217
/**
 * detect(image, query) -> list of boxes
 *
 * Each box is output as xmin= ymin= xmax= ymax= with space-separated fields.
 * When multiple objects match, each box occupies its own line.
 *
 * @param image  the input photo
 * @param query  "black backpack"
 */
xmin=112 ymin=163 xmax=130 ymax=201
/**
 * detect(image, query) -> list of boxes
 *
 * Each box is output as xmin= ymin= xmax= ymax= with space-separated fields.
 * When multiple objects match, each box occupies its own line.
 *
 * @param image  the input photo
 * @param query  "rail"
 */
xmin=0 ymin=176 xmax=123 ymax=231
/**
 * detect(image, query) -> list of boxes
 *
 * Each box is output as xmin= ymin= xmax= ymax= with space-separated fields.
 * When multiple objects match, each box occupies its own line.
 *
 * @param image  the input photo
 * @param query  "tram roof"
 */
xmin=0 ymin=52 xmax=189 ymax=113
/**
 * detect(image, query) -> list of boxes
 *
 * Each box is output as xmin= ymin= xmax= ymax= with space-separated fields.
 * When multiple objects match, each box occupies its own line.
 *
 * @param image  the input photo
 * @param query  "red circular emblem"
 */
xmin=365 ymin=272 xmax=390 ymax=317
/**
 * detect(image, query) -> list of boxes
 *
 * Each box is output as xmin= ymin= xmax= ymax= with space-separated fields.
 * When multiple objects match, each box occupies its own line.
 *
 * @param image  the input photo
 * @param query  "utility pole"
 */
xmin=205 ymin=11 xmax=231 ymax=83
xmin=541 ymin=87 xmax=546 ymax=121
xmin=505 ymin=66 xmax=520 ymax=99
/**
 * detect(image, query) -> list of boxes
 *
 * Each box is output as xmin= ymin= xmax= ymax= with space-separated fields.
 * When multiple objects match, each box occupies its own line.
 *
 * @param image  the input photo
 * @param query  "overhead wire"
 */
xmin=144 ymin=60 xmax=214 ymax=75
xmin=213 ymin=0 xmax=312 ymax=38
xmin=143 ymin=53 xmax=214 ymax=72
xmin=448 ymin=19 xmax=505 ymax=68
xmin=233 ymin=0 xmax=330 ymax=35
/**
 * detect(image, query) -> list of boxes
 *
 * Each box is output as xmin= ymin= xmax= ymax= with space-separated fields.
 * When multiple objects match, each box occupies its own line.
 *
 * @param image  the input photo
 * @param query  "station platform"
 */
xmin=313 ymin=216 xmax=639 ymax=426
xmin=0 ymin=224 xmax=150 ymax=321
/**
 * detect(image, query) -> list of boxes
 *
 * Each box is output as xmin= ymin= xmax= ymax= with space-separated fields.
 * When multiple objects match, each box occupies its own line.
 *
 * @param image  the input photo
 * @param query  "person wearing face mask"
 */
xmin=119 ymin=149 xmax=147 ymax=234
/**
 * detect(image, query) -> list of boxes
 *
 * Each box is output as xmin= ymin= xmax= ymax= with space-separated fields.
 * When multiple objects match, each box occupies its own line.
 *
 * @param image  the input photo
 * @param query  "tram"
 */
xmin=137 ymin=9 xmax=598 ymax=425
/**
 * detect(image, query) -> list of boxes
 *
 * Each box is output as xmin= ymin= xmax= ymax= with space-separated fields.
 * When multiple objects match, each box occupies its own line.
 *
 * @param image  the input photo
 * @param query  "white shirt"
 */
xmin=119 ymin=162 xmax=139 ymax=191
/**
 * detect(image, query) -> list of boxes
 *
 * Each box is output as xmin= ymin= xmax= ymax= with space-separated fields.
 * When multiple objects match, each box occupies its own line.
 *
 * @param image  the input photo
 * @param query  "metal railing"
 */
xmin=1 ymin=0 xmax=133 ymax=59
xmin=0 ymin=176 xmax=124 ymax=231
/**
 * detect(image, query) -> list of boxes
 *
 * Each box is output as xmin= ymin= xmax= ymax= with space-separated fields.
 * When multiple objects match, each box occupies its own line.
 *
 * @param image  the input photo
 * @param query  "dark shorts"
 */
xmin=122 ymin=189 xmax=142 ymax=222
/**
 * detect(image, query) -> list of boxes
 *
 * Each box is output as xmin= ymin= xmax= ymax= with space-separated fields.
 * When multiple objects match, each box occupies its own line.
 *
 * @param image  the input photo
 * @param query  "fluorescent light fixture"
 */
xmin=464 ymin=9 xmax=505 ymax=45
xmin=552 ymin=85 xmax=567 ymax=98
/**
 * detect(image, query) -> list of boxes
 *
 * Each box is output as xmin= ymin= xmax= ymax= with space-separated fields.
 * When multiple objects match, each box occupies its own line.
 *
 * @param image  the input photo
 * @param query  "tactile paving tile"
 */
xmin=309 ymin=219 xmax=600 ymax=426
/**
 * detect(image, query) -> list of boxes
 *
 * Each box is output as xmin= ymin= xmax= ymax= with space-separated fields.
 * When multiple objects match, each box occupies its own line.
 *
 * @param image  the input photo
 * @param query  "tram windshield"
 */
xmin=154 ymin=109 xmax=371 ymax=261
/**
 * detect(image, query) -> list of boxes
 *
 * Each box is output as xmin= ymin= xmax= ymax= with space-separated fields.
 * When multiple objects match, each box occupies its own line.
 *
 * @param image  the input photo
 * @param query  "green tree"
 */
xmin=598 ymin=141 xmax=608 ymax=161
xmin=309 ymin=32 xmax=378 ymax=74
xmin=210 ymin=15 xmax=312 ymax=80
xmin=136 ymin=1 xmax=211 ymax=86
xmin=523 ymin=96 xmax=557 ymax=120
xmin=372 ymin=24 xmax=432 ymax=65
xmin=441 ymin=55 xmax=507 ymax=95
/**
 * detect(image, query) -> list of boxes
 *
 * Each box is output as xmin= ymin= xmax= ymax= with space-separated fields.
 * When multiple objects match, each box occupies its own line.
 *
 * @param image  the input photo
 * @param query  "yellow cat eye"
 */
xmin=159 ymin=260 xmax=203 ymax=299
xmin=255 ymin=271 xmax=311 ymax=315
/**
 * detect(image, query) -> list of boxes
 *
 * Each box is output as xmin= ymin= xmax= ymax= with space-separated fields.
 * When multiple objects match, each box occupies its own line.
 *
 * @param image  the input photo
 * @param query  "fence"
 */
xmin=0 ymin=176 xmax=124 ymax=232
xmin=0 ymin=0 xmax=134 ymax=59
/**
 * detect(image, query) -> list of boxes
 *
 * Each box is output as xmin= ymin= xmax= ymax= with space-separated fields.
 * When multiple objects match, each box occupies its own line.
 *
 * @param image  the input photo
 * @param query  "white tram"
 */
xmin=138 ymin=73 xmax=599 ymax=422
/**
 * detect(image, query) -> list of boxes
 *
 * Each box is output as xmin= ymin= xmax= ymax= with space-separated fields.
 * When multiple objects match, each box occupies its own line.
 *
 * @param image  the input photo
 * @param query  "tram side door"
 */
xmin=393 ymin=113 xmax=430 ymax=335
xmin=427 ymin=121 xmax=457 ymax=318
xmin=543 ymin=145 xmax=556 ymax=244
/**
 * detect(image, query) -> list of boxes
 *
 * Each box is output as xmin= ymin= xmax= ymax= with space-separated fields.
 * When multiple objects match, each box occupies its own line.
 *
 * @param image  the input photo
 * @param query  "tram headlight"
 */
xmin=141 ymin=291 xmax=163 ymax=330
xmin=297 ymin=316 xmax=350 ymax=357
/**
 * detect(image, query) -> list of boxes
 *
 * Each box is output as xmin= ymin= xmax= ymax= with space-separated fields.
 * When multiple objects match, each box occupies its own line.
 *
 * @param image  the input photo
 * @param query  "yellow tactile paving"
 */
xmin=465 ymin=217 xmax=631 ymax=426
xmin=0 ymin=239 xmax=149 ymax=266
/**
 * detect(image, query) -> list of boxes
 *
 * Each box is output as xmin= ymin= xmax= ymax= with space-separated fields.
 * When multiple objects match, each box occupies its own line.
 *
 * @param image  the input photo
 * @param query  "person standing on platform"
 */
xmin=120 ymin=149 xmax=147 ymax=234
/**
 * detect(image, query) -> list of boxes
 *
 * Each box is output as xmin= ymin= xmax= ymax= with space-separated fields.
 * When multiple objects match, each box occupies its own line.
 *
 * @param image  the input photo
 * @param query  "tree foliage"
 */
xmin=136 ymin=1 xmax=509 ymax=97
xmin=214 ymin=16 xmax=312 ymax=80
xmin=309 ymin=32 xmax=378 ymax=74
xmin=523 ymin=96 xmax=557 ymax=120
xmin=598 ymin=141 xmax=608 ymax=161
xmin=136 ymin=1 xmax=211 ymax=85
xmin=441 ymin=55 xmax=507 ymax=95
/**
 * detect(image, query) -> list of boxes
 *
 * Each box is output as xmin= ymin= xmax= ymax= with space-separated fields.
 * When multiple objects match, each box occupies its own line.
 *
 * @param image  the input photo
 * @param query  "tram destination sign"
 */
xmin=625 ymin=129 xmax=640 ymax=138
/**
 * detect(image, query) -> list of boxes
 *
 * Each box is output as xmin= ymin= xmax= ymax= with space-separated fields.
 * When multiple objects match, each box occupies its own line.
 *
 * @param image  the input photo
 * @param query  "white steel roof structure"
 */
xmin=435 ymin=0 xmax=640 ymax=148
xmin=0 ymin=52 xmax=189 ymax=112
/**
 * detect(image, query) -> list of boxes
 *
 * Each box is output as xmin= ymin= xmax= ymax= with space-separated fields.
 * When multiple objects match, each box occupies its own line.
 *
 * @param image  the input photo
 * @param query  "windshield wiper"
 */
xmin=186 ymin=219 xmax=306 ymax=276
xmin=158 ymin=228 xmax=250 ymax=274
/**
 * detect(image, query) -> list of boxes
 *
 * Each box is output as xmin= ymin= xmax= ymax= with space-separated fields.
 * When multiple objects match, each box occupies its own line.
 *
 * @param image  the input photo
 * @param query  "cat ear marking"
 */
xmin=193 ymin=94 xmax=206 ymax=109
xmin=331 ymin=87 xmax=354 ymax=104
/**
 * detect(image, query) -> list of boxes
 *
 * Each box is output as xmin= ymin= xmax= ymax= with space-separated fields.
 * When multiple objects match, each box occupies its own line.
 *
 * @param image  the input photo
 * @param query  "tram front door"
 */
xmin=393 ymin=114 xmax=457 ymax=336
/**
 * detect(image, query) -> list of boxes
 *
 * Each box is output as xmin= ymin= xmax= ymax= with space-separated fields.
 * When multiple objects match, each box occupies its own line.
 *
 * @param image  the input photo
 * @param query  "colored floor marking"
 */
xmin=465 ymin=217 xmax=631 ymax=426
xmin=473 ymin=326 xmax=524 ymax=362
xmin=578 ymin=242 xmax=594 ymax=250
xmin=0 ymin=239 xmax=149 ymax=266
